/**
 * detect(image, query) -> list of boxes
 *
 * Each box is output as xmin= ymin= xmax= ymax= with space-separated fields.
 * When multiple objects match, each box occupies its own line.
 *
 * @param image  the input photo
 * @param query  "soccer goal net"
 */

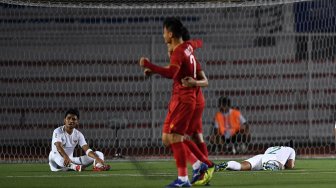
xmin=1 ymin=0 xmax=336 ymax=162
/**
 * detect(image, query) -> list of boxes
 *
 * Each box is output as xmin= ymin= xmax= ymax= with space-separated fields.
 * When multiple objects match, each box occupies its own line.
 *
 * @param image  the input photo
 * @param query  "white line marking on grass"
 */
xmin=217 ymin=170 xmax=336 ymax=176
xmin=6 ymin=173 xmax=175 ymax=178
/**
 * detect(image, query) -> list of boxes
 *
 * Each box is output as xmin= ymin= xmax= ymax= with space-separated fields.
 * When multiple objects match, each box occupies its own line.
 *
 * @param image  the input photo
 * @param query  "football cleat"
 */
xmin=75 ymin=165 xmax=83 ymax=172
xmin=215 ymin=161 xmax=228 ymax=172
xmin=191 ymin=163 xmax=208 ymax=184
xmin=93 ymin=164 xmax=111 ymax=172
xmin=193 ymin=165 xmax=215 ymax=186
xmin=165 ymin=179 xmax=191 ymax=187
xmin=206 ymin=166 xmax=215 ymax=183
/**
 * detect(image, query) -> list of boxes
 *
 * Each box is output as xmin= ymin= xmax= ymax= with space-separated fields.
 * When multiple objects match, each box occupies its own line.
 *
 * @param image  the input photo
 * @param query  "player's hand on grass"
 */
xmin=181 ymin=77 xmax=196 ymax=87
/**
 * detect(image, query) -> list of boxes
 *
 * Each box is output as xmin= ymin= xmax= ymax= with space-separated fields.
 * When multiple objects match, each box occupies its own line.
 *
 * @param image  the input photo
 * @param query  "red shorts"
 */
xmin=185 ymin=103 xmax=205 ymax=136
xmin=162 ymin=100 xmax=196 ymax=135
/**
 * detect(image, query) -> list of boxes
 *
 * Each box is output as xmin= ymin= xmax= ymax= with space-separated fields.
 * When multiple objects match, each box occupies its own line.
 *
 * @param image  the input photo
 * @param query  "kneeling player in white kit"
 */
xmin=218 ymin=146 xmax=295 ymax=171
xmin=48 ymin=109 xmax=110 ymax=172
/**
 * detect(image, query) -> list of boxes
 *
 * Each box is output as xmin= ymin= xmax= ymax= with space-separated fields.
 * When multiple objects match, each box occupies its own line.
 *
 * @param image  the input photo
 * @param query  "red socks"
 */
xmin=170 ymin=142 xmax=188 ymax=176
xmin=197 ymin=142 xmax=209 ymax=158
xmin=185 ymin=146 xmax=198 ymax=164
xmin=184 ymin=140 xmax=213 ymax=167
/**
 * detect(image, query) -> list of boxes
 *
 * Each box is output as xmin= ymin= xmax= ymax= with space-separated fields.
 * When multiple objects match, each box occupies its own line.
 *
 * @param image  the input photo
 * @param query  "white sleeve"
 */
xmin=78 ymin=132 xmax=88 ymax=147
xmin=288 ymin=148 xmax=296 ymax=161
xmin=52 ymin=129 xmax=62 ymax=145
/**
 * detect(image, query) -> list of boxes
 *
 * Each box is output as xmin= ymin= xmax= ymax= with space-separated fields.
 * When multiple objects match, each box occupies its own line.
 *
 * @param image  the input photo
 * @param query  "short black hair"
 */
xmin=163 ymin=17 xmax=184 ymax=39
xmin=64 ymin=108 xmax=79 ymax=119
xmin=218 ymin=96 xmax=231 ymax=108
xmin=181 ymin=26 xmax=190 ymax=41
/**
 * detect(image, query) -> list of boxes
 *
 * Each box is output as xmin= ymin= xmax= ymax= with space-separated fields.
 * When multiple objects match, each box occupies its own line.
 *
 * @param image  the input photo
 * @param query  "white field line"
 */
xmin=218 ymin=170 xmax=336 ymax=176
xmin=5 ymin=173 xmax=175 ymax=178
xmin=5 ymin=170 xmax=336 ymax=178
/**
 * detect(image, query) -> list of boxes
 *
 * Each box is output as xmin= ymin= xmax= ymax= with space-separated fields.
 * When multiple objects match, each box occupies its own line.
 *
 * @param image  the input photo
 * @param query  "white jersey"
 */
xmin=244 ymin=146 xmax=295 ymax=170
xmin=51 ymin=126 xmax=87 ymax=158
xmin=263 ymin=146 xmax=296 ymax=165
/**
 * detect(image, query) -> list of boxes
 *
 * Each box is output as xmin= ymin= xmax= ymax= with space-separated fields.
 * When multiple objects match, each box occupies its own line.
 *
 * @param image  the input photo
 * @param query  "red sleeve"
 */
xmin=143 ymin=59 xmax=179 ymax=79
xmin=188 ymin=39 xmax=203 ymax=49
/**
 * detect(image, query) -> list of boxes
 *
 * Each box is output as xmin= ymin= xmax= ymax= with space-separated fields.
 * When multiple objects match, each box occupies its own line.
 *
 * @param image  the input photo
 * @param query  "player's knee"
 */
xmin=162 ymin=140 xmax=170 ymax=147
xmin=162 ymin=137 xmax=170 ymax=147
xmin=162 ymin=133 xmax=183 ymax=145
xmin=168 ymin=133 xmax=183 ymax=143
xmin=191 ymin=133 xmax=204 ymax=143
xmin=240 ymin=161 xmax=252 ymax=171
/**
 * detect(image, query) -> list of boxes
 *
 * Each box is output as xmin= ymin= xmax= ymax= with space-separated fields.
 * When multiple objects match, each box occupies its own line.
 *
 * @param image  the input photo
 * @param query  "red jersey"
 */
xmin=188 ymin=39 xmax=205 ymax=106
xmin=170 ymin=41 xmax=202 ymax=103
xmin=195 ymin=86 xmax=205 ymax=106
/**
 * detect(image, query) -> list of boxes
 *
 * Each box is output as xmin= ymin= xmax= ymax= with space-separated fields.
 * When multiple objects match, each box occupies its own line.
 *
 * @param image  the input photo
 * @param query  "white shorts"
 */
xmin=48 ymin=151 xmax=104 ymax=171
xmin=244 ymin=154 xmax=263 ymax=170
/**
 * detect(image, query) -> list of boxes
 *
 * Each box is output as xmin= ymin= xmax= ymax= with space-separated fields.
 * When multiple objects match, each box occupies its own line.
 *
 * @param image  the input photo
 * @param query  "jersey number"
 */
xmin=189 ymin=55 xmax=196 ymax=78
xmin=267 ymin=146 xmax=281 ymax=154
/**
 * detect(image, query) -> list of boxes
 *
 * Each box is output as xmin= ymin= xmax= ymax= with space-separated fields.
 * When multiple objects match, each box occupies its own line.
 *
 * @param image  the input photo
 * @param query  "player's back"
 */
xmin=264 ymin=146 xmax=296 ymax=165
xmin=170 ymin=41 xmax=199 ymax=103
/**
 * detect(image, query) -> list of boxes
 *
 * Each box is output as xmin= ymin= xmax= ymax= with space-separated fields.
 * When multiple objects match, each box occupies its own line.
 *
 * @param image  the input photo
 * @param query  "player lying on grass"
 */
xmin=217 ymin=146 xmax=295 ymax=171
xmin=48 ymin=108 xmax=110 ymax=172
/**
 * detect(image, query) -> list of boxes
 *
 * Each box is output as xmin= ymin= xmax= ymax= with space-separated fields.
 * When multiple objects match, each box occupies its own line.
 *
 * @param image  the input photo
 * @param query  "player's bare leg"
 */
xmin=162 ymin=133 xmax=170 ymax=147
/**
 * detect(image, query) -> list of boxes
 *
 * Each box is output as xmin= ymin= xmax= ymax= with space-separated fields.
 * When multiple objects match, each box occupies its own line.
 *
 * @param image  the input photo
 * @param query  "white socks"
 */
xmin=95 ymin=162 xmax=104 ymax=168
xmin=69 ymin=163 xmax=77 ymax=170
xmin=178 ymin=176 xmax=189 ymax=182
xmin=227 ymin=161 xmax=241 ymax=171
xmin=192 ymin=160 xmax=202 ymax=170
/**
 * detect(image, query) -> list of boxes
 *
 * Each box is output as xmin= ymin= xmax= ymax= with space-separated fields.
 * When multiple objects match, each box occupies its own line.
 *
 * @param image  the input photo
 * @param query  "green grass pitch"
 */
xmin=0 ymin=159 xmax=336 ymax=188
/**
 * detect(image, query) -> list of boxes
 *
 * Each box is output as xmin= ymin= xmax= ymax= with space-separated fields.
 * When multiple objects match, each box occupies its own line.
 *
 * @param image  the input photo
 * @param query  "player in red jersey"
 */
xmin=165 ymin=31 xmax=215 ymax=185
xmin=139 ymin=17 xmax=199 ymax=187
xmin=144 ymin=26 xmax=222 ymax=186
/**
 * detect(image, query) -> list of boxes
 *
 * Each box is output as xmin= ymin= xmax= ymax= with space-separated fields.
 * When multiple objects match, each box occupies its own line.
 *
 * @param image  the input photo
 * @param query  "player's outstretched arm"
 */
xmin=139 ymin=57 xmax=149 ymax=68
xmin=139 ymin=57 xmax=179 ymax=79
